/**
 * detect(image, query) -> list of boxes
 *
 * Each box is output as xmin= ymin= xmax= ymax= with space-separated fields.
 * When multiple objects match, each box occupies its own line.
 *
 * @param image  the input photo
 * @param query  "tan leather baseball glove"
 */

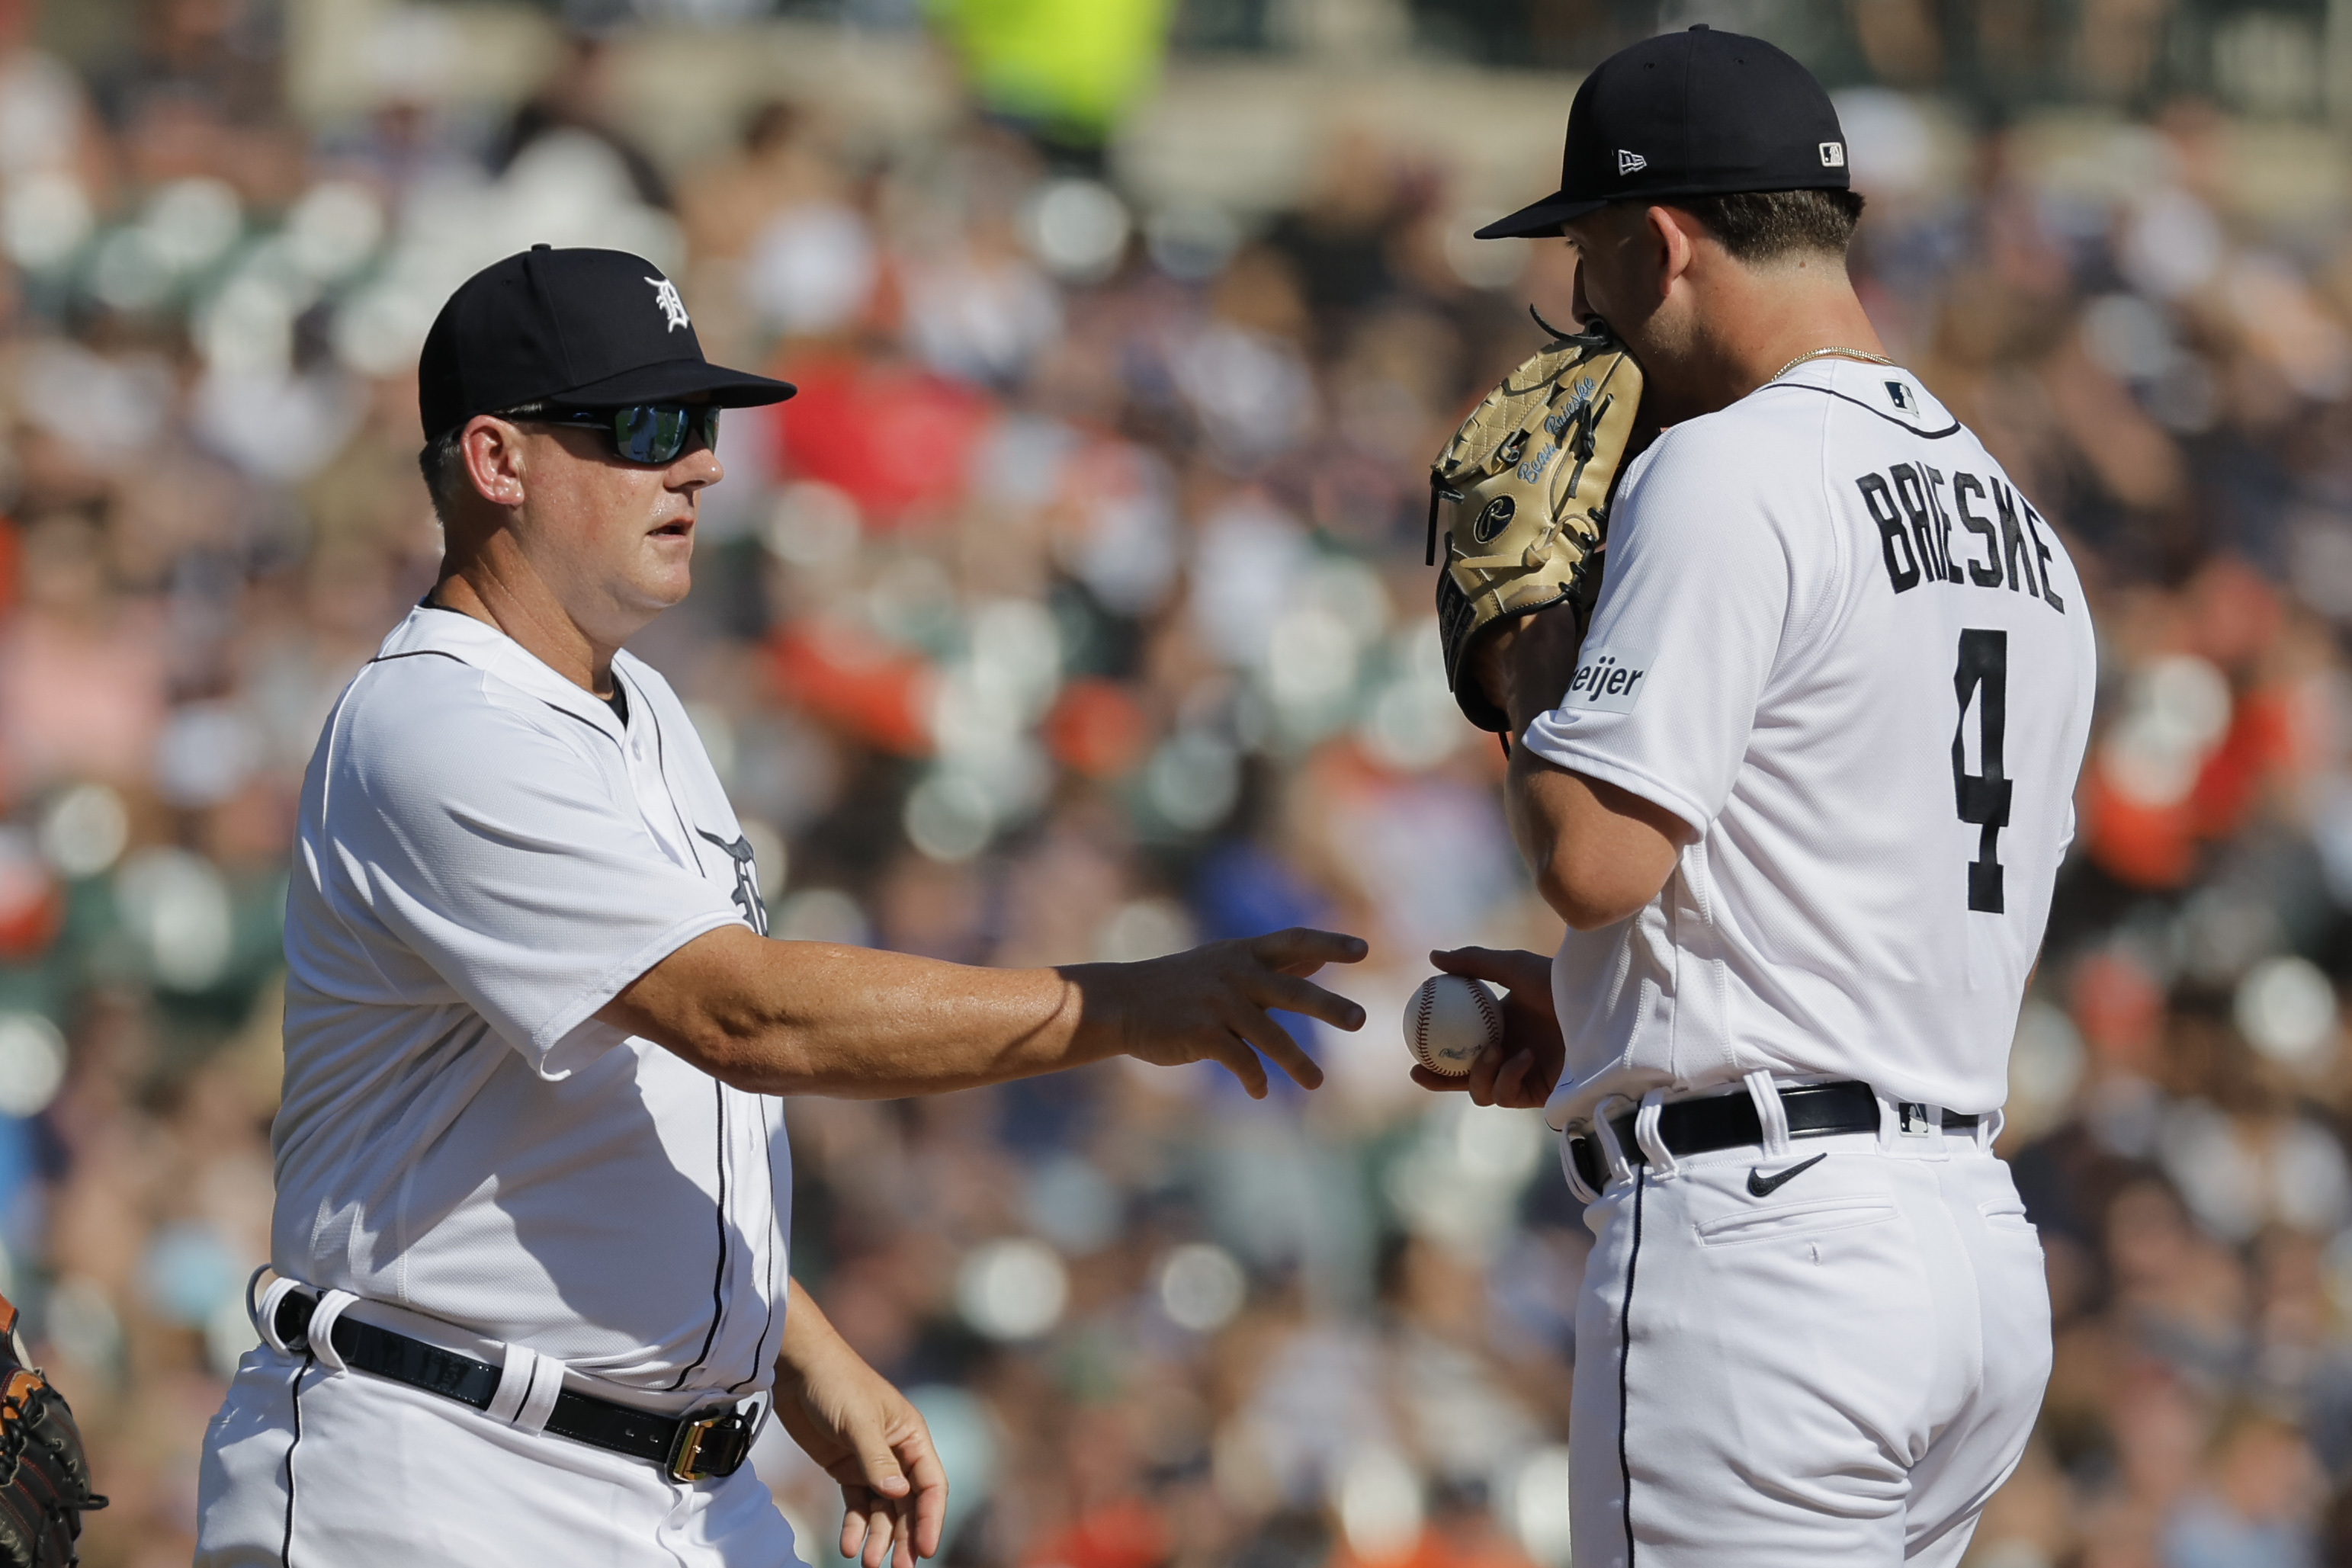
xmin=1430 ymin=316 xmax=1644 ymax=733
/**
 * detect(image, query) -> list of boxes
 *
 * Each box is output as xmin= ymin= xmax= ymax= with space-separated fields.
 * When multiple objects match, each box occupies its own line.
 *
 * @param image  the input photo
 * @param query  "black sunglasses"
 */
xmin=519 ymin=404 xmax=721 ymax=465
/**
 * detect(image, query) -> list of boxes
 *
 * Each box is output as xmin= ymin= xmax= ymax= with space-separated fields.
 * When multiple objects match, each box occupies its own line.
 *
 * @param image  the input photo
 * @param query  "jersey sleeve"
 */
xmin=1518 ymin=427 xmax=1801 ymax=835
xmin=325 ymin=680 xmax=745 ymax=1076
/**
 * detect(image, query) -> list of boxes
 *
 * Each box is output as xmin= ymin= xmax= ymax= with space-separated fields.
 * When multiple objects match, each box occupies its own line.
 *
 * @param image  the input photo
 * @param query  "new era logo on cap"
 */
xmin=1619 ymin=149 xmax=1648 ymax=175
xmin=1820 ymin=141 xmax=1846 ymax=168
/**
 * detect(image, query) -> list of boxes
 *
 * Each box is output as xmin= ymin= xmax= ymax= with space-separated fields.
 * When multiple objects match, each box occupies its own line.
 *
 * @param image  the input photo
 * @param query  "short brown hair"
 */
xmin=1673 ymin=188 xmax=1866 ymax=264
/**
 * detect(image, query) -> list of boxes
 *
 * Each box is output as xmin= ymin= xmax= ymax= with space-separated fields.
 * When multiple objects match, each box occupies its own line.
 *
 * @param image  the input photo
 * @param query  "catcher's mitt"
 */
xmin=1429 ymin=314 xmax=1644 ymax=732
xmin=0 ymin=1293 xmax=104 ymax=1567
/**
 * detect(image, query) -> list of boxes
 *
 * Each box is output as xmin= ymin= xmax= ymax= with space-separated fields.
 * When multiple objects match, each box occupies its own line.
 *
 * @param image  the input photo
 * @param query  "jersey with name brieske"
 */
xmin=1523 ymin=359 xmax=2097 ymax=1132
xmin=273 ymin=606 xmax=788 ymax=1402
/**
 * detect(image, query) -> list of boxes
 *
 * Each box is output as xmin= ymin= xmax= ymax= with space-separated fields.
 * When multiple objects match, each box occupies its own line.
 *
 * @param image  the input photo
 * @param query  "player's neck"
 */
xmin=429 ymin=553 xmax=626 ymax=701
xmin=1723 ymin=265 xmax=1885 ymax=402
xmin=1664 ymin=265 xmax=1885 ymax=422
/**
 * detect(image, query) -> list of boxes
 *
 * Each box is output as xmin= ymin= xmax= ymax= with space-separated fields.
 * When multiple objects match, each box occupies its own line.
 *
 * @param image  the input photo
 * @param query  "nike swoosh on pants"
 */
xmin=1747 ymin=1152 xmax=1828 ymax=1197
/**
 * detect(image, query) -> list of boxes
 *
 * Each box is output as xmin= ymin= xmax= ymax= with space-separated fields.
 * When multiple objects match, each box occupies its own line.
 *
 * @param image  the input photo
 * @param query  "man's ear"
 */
xmin=1644 ymin=204 xmax=1702 ymax=297
xmin=460 ymin=416 xmax=528 ymax=510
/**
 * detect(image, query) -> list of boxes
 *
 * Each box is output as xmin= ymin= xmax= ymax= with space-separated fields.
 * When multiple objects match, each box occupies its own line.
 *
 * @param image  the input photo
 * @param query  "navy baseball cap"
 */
xmin=419 ymin=245 xmax=795 ymax=441
xmin=1477 ymin=25 xmax=1849 ymax=239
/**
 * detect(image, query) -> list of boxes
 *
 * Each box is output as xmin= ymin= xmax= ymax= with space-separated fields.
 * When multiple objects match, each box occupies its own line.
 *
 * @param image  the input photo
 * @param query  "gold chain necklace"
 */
xmin=1767 ymin=345 xmax=1895 ymax=383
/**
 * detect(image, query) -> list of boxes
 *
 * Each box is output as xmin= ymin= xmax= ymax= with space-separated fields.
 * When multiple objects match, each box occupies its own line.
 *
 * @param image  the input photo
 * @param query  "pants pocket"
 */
xmin=1695 ymin=1198 xmax=1898 ymax=1246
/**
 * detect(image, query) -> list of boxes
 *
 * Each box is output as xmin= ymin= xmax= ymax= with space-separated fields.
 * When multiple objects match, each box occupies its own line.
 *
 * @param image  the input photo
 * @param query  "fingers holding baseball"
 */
xmin=1407 ymin=952 xmax=1564 ymax=1108
xmin=1432 ymin=946 xmax=1555 ymax=1015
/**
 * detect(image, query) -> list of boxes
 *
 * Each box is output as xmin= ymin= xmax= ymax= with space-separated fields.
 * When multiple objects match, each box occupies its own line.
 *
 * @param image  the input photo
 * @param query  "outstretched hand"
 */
xmin=1073 ymin=927 xmax=1369 ymax=1098
xmin=1409 ymin=946 xmax=1562 ymax=1109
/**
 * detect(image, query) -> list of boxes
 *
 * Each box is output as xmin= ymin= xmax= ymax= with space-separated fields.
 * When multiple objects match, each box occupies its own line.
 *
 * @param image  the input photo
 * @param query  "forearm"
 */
xmin=778 ymin=1278 xmax=848 ymax=1377
xmin=605 ymin=929 xmax=1115 ymax=1098
xmin=1488 ymin=608 xmax=1584 ymax=903
xmin=602 ymin=923 xmax=1363 ymax=1100
xmin=1484 ymin=612 xmax=1689 ymax=929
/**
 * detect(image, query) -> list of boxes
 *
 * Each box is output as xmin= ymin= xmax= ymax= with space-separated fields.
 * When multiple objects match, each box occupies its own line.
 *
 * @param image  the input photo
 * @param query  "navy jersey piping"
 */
xmin=666 ymin=1079 xmax=733 ymax=1391
xmin=280 ymin=1350 xmax=313 ymax=1566
xmin=1760 ymin=381 xmax=1963 ymax=438
xmin=1619 ymin=1170 xmax=1646 ymax=1564
xmin=627 ymin=667 xmax=707 ymax=878
xmin=730 ymin=1102 xmax=786 ymax=1395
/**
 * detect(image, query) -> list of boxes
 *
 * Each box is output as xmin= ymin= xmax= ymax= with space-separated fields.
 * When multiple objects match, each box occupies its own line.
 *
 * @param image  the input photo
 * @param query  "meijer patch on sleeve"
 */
xmin=1563 ymin=646 xmax=1655 ymax=713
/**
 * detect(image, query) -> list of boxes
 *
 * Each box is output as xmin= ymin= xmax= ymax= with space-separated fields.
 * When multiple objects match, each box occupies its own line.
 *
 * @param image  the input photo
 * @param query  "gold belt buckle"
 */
xmin=666 ymin=1407 xmax=749 ymax=1482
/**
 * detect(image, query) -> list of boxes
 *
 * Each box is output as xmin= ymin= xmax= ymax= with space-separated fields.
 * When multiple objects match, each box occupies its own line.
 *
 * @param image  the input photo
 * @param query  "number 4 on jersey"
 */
xmin=1953 ymin=629 xmax=2010 ymax=912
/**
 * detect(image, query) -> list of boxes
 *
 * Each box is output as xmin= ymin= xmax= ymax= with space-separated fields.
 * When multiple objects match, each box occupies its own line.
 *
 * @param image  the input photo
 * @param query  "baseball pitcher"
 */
xmin=1418 ymin=29 xmax=2095 ymax=1566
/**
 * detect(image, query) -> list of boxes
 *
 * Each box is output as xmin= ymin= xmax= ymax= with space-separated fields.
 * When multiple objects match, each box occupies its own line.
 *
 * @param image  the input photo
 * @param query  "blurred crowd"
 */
xmin=4 ymin=2 xmax=2352 ymax=1566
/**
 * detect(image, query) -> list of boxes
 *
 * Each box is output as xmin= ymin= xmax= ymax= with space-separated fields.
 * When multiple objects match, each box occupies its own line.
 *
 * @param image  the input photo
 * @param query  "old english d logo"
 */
xmin=1471 ymin=494 xmax=1516 ymax=544
xmin=697 ymin=829 xmax=768 ymax=935
xmin=647 ymin=274 xmax=691 ymax=332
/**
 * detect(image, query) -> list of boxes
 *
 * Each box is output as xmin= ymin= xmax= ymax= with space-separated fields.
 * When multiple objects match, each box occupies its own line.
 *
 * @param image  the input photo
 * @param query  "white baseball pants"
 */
xmin=195 ymin=1342 xmax=804 ymax=1566
xmin=1564 ymin=1099 xmax=2052 ymax=1567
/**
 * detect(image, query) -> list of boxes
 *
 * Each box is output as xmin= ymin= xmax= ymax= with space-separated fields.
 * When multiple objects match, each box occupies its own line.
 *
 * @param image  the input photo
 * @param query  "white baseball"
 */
xmin=1404 ymin=974 xmax=1505 ymax=1076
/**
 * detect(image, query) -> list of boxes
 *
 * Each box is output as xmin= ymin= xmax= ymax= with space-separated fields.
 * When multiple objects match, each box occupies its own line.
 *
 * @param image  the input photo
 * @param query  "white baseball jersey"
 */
xmin=271 ymin=605 xmax=788 ymax=1400
xmin=1525 ymin=359 xmax=2097 ymax=1131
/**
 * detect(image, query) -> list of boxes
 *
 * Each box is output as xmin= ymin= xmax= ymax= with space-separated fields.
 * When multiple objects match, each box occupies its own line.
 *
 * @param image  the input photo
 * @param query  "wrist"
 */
xmin=1047 ymin=963 xmax=1141 ymax=1066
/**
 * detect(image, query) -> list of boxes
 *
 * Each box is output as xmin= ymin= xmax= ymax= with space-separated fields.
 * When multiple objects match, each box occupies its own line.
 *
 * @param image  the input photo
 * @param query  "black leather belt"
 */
xmin=273 ymin=1291 xmax=754 ymax=1482
xmin=1567 ymin=1081 xmax=1979 ymax=1191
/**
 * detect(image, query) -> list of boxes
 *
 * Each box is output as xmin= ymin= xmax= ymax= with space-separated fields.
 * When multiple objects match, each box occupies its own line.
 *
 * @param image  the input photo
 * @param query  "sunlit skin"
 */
xmin=432 ymin=407 xmax=719 ymax=697
xmin=426 ymin=399 xmax=1370 ymax=1563
xmin=1418 ymin=200 xmax=1886 ymax=1109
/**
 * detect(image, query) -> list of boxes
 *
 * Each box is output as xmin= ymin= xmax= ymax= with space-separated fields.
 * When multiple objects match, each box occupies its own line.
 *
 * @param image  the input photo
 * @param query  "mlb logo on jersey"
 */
xmin=1563 ymin=645 xmax=1654 ymax=713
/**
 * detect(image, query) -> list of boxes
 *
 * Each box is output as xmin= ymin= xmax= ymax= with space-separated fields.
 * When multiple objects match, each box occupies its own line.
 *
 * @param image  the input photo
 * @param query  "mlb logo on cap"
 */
xmin=1820 ymin=142 xmax=1847 ymax=168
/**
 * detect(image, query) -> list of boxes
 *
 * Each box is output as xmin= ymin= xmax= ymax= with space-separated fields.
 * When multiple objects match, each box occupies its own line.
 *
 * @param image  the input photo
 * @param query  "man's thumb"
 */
xmin=862 ymin=1441 xmax=910 ymax=1495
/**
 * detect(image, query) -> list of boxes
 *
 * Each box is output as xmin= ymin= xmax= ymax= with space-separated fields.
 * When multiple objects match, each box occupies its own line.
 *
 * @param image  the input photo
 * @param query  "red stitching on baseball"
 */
xmin=1469 ymin=980 xmax=1502 ymax=1048
xmin=1416 ymin=981 xmax=1436 ymax=1063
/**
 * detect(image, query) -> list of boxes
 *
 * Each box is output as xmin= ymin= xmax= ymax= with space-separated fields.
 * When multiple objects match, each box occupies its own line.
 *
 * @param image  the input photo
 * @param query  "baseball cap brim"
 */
xmin=547 ymin=357 xmax=797 ymax=411
xmin=1474 ymin=190 xmax=1609 ymax=239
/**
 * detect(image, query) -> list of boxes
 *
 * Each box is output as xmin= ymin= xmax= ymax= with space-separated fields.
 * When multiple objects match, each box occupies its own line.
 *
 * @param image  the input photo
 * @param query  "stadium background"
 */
xmin=1 ymin=0 xmax=2348 ymax=1562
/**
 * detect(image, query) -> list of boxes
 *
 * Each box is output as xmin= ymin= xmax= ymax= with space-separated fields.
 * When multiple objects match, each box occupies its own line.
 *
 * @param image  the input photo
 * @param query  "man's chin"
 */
xmin=609 ymin=566 xmax=693 ymax=626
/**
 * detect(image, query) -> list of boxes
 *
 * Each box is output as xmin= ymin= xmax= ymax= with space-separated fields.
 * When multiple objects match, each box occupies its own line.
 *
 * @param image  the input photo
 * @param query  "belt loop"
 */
xmin=1559 ymin=1130 xmax=1600 ymax=1204
xmin=1632 ymin=1090 xmax=1680 ymax=1178
xmin=1591 ymin=1095 xmax=1635 ymax=1185
xmin=1977 ymin=1108 xmax=2004 ymax=1153
xmin=1743 ymin=1070 xmax=1790 ymax=1158
xmin=304 ymin=1290 xmax=361 ymax=1374
xmin=247 ymin=1268 xmax=306 ymax=1355
xmin=486 ymin=1344 xmax=567 ymax=1435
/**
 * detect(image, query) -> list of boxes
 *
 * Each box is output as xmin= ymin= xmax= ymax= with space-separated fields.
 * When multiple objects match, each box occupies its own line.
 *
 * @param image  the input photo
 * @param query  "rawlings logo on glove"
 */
xmin=1429 ymin=315 xmax=1645 ymax=733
